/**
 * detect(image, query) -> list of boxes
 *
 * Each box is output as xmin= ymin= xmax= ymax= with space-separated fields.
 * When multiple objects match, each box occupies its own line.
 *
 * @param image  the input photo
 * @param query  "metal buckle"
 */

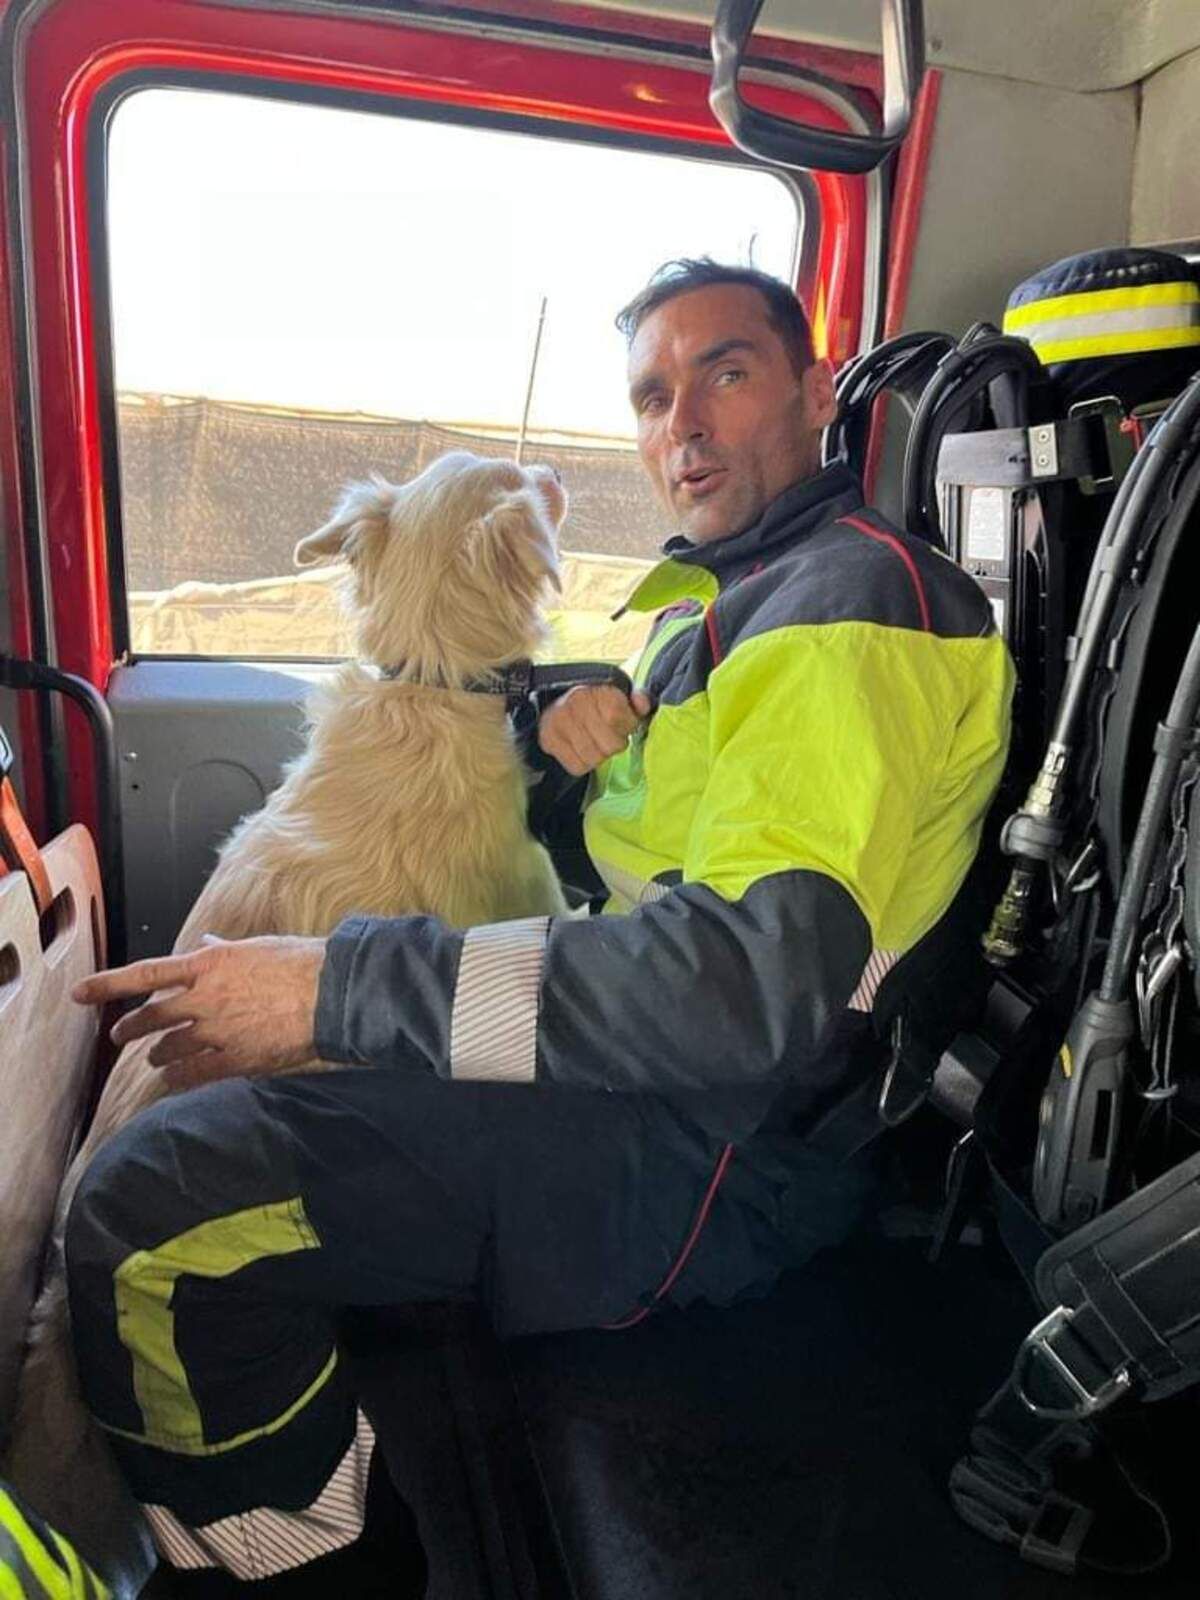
xmin=950 ymin=1453 xmax=1094 ymax=1575
xmin=1014 ymin=1306 xmax=1133 ymax=1420
xmin=877 ymin=1015 xmax=932 ymax=1127
xmin=1019 ymin=1489 xmax=1095 ymax=1575
xmin=1067 ymin=396 xmax=1136 ymax=495
xmin=0 ymin=722 xmax=12 ymax=780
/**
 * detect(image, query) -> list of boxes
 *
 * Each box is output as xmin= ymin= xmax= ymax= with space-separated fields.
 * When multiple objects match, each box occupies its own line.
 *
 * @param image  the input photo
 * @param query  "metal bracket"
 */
xmin=1068 ymin=396 xmax=1137 ymax=496
xmin=1028 ymin=423 xmax=1059 ymax=481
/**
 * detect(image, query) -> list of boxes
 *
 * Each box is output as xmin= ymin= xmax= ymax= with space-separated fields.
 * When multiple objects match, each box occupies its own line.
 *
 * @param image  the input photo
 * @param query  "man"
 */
xmin=65 ymin=260 xmax=1012 ymax=1594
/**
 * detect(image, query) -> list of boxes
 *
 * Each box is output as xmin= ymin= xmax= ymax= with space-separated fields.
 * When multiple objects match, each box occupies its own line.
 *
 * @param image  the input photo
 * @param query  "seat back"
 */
xmin=0 ymin=825 xmax=103 ymax=1437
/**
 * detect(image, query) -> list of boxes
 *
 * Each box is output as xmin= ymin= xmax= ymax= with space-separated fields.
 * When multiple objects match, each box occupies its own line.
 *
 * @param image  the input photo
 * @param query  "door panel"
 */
xmin=108 ymin=660 xmax=314 ymax=957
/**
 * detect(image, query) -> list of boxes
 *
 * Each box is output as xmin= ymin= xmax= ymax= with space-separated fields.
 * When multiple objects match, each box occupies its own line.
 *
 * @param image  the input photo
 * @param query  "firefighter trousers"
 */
xmin=66 ymin=1068 xmax=873 ymax=1576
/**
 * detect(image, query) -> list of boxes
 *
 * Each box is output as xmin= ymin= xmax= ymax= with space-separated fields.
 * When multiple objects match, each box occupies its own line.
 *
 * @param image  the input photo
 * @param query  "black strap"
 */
xmin=1032 ymin=1149 xmax=1200 ymax=1407
xmin=950 ymin=1387 xmax=1173 ymax=1577
xmin=1068 ymin=1248 xmax=1185 ymax=1390
xmin=937 ymin=413 xmax=1114 ymax=490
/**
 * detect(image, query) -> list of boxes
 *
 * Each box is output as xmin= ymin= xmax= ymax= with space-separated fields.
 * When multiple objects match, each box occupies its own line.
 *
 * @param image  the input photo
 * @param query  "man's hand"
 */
xmin=537 ymin=684 xmax=652 ymax=776
xmin=72 ymin=934 xmax=327 ymax=1092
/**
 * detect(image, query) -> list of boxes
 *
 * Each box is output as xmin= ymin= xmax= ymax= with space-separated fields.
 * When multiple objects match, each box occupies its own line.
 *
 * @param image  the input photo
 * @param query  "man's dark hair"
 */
xmin=615 ymin=258 xmax=814 ymax=376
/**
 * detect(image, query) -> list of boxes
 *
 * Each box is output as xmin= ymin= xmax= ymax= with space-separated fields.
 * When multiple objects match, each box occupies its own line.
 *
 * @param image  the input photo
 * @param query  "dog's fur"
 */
xmin=3 ymin=450 xmax=570 ymax=1580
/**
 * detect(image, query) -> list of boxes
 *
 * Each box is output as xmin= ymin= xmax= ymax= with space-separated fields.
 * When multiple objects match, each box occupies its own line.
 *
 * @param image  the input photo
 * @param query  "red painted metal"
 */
xmin=863 ymin=68 xmax=942 ymax=501
xmin=881 ymin=70 xmax=942 ymax=344
xmin=2 ymin=0 xmax=877 ymax=838
xmin=0 ymin=110 xmax=48 ymax=835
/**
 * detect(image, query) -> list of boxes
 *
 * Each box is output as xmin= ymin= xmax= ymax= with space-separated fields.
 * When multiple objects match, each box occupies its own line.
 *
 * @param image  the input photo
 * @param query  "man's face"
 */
xmin=627 ymin=283 xmax=836 ymax=543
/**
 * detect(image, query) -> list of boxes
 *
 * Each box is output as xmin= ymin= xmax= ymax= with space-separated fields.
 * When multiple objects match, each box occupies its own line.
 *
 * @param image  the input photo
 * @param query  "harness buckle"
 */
xmin=1067 ymin=396 xmax=1136 ymax=495
xmin=950 ymin=1453 xmax=1094 ymax=1575
xmin=1014 ymin=1306 xmax=1133 ymax=1421
xmin=877 ymin=1014 xmax=935 ymax=1127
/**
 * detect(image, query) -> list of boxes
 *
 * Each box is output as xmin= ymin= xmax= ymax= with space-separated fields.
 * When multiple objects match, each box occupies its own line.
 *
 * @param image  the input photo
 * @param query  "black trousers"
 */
xmin=66 ymin=1069 xmax=874 ymax=1532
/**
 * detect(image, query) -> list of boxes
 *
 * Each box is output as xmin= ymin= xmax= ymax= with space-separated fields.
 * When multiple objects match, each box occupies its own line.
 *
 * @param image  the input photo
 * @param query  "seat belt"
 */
xmin=0 ymin=723 xmax=53 ymax=918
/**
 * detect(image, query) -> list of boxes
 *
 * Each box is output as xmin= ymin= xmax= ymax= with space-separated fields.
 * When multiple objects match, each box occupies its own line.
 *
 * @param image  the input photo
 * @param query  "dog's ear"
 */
xmin=466 ymin=491 xmax=562 ymax=597
xmin=294 ymin=475 xmax=397 ymax=569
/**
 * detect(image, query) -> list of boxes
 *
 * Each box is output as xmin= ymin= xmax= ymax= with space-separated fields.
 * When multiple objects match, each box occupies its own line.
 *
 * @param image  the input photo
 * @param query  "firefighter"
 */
xmin=66 ymin=260 xmax=1013 ymax=1593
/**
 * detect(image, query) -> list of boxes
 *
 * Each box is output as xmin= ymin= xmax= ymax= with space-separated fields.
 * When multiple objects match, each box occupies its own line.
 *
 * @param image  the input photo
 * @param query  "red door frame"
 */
xmin=0 ymin=0 xmax=913 ymax=842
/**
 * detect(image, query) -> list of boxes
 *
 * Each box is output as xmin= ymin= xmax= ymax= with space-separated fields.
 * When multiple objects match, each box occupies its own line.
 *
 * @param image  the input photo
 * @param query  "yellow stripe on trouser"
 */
xmin=109 ymin=1196 xmax=330 ymax=1455
xmin=0 ymin=1488 xmax=109 ymax=1599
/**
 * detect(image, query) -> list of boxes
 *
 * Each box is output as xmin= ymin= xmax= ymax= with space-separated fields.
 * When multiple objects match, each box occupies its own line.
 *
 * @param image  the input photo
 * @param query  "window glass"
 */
xmin=108 ymin=88 xmax=800 ymax=660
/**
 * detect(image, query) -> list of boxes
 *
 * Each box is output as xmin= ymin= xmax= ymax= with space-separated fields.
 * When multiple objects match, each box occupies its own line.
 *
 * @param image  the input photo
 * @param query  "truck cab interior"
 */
xmin=4 ymin=1 xmax=1200 ymax=1595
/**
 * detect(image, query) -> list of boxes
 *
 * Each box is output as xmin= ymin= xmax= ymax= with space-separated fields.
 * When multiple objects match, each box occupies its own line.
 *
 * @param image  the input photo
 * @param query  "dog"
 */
xmin=4 ymin=449 xmax=570 ymax=1582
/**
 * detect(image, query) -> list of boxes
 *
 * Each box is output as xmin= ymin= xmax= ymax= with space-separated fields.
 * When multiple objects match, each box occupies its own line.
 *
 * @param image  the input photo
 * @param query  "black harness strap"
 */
xmin=951 ymin=1149 xmax=1200 ymax=1576
xmin=1067 ymin=1248 xmax=1184 ymax=1390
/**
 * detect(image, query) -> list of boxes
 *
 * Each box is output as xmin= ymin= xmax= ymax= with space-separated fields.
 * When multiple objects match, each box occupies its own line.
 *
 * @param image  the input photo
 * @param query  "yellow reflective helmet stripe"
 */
xmin=1013 ymin=325 xmax=1200 ymax=366
xmin=1003 ymin=279 xmax=1200 ymax=362
xmin=1003 ymin=279 xmax=1200 ymax=330
xmin=110 ymin=1196 xmax=331 ymax=1455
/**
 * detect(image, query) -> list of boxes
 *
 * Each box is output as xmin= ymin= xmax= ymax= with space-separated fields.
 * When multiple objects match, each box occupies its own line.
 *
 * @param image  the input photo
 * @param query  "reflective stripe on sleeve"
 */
xmin=143 ymin=1410 xmax=373 ymax=1580
xmin=449 ymin=917 xmax=550 ymax=1082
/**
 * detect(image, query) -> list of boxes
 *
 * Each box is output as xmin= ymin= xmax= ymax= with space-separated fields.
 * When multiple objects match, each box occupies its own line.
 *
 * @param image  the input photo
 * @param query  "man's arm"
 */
xmin=81 ymin=624 xmax=1008 ymax=1101
xmin=315 ymin=622 xmax=1006 ymax=1096
xmin=75 ymin=683 xmax=652 ymax=1088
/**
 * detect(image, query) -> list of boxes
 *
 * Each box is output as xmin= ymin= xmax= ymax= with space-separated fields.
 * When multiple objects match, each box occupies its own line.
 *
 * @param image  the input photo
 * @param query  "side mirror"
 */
xmin=710 ymin=0 xmax=926 ymax=176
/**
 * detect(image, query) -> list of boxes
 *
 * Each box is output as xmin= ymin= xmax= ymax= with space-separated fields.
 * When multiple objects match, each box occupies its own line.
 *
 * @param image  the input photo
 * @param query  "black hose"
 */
xmin=1051 ymin=373 xmax=1200 ymax=756
xmin=983 ymin=369 xmax=1200 ymax=966
xmin=0 ymin=654 xmax=124 ymax=966
xmin=1187 ymin=778 xmax=1200 ymax=1003
xmin=824 ymin=331 xmax=954 ymax=476
xmin=1101 ymin=621 xmax=1200 ymax=999
xmin=902 ymin=332 xmax=1047 ymax=545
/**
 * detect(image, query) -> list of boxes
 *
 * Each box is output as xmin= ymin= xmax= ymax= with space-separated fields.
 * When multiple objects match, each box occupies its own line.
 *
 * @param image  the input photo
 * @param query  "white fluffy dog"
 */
xmin=4 ymin=449 xmax=570 ymax=1581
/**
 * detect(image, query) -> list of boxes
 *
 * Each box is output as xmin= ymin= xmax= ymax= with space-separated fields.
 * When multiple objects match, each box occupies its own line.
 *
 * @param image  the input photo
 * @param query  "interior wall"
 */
xmin=901 ymin=68 xmax=1136 ymax=336
xmin=571 ymin=0 xmax=1200 ymax=96
xmin=871 ymin=65 xmax=1136 ymax=521
xmin=1130 ymin=48 xmax=1200 ymax=246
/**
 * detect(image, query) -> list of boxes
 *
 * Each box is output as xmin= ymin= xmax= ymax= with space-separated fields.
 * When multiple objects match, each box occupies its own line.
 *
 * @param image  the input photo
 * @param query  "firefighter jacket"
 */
xmin=313 ymin=462 xmax=1014 ymax=1145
